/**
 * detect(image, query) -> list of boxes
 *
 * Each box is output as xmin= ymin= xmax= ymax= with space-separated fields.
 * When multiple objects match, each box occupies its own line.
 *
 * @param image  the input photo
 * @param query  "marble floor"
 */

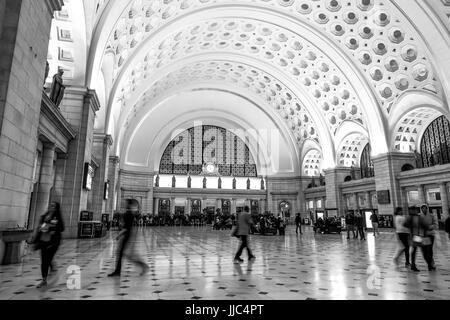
xmin=0 ymin=226 xmax=449 ymax=300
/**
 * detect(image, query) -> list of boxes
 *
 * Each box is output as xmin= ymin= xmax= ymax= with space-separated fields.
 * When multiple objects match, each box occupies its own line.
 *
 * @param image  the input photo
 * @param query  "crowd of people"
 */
xmin=26 ymin=200 xmax=450 ymax=289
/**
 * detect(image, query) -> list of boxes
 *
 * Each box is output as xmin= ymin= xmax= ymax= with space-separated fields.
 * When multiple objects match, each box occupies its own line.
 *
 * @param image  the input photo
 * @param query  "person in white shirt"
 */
xmin=393 ymin=207 xmax=411 ymax=268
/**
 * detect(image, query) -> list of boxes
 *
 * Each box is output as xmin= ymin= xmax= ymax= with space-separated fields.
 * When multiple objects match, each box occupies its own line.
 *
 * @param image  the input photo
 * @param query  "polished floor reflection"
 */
xmin=1 ymin=226 xmax=449 ymax=300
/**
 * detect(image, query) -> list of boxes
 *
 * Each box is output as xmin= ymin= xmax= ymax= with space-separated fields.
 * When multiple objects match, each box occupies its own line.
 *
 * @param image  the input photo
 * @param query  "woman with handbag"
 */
xmin=32 ymin=202 xmax=65 ymax=288
xmin=404 ymin=207 xmax=432 ymax=272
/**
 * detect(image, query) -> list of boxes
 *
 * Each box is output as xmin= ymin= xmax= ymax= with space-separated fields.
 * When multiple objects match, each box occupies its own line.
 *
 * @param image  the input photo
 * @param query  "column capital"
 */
xmin=84 ymin=89 xmax=100 ymax=113
xmin=109 ymin=156 xmax=120 ymax=165
xmin=56 ymin=152 xmax=69 ymax=160
xmin=43 ymin=141 xmax=56 ymax=151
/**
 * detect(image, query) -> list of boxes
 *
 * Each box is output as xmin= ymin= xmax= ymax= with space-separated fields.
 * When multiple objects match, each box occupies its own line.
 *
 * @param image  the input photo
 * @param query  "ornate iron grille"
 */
xmin=159 ymin=126 xmax=257 ymax=177
xmin=420 ymin=115 xmax=450 ymax=168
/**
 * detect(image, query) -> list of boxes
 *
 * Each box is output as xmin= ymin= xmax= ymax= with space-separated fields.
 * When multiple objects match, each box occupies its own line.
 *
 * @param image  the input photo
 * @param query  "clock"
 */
xmin=206 ymin=163 xmax=215 ymax=173
xmin=202 ymin=162 xmax=218 ymax=176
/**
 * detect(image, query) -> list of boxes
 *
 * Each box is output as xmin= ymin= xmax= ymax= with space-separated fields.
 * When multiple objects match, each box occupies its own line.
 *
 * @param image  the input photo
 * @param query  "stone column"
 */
xmin=401 ymin=188 xmax=409 ymax=214
xmin=34 ymin=142 xmax=56 ymax=226
xmin=0 ymin=0 xmax=63 ymax=230
xmin=201 ymin=197 xmax=207 ymax=212
xmin=324 ymin=167 xmax=351 ymax=216
xmin=91 ymin=134 xmax=113 ymax=220
xmin=216 ymin=199 xmax=222 ymax=212
xmin=146 ymin=175 xmax=154 ymax=215
xmin=417 ymin=184 xmax=425 ymax=204
xmin=259 ymin=199 xmax=265 ymax=214
xmin=106 ymin=156 xmax=120 ymax=215
xmin=354 ymin=193 xmax=360 ymax=212
xmin=372 ymin=152 xmax=415 ymax=216
xmin=170 ymin=197 xmax=175 ymax=214
xmin=231 ymin=198 xmax=237 ymax=214
xmin=185 ymin=198 xmax=191 ymax=215
xmin=51 ymin=153 xmax=68 ymax=207
xmin=440 ymin=183 xmax=449 ymax=221
xmin=366 ymin=191 xmax=372 ymax=209
xmin=58 ymin=88 xmax=100 ymax=238
xmin=154 ymin=198 xmax=159 ymax=215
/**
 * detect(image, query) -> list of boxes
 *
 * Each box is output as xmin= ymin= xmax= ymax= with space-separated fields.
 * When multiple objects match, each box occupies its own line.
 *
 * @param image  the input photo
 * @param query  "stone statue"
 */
xmin=172 ymin=175 xmax=176 ymax=188
xmin=261 ymin=178 xmax=265 ymax=190
xmin=203 ymin=176 xmax=207 ymax=189
xmin=155 ymin=175 xmax=160 ymax=187
xmin=232 ymin=177 xmax=236 ymax=189
xmin=319 ymin=174 xmax=324 ymax=186
xmin=218 ymin=177 xmax=222 ymax=189
xmin=247 ymin=178 xmax=251 ymax=190
xmin=311 ymin=176 xmax=316 ymax=188
xmin=187 ymin=176 xmax=191 ymax=188
xmin=49 ymin=68 xmax=65 ymax=108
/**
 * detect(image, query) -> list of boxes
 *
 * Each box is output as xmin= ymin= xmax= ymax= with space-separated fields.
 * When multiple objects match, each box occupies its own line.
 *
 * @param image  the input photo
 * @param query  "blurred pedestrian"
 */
xmin=31 ymin=202 xmax=65 ymax=288
xmin=370 ymin=211 xmax=380 ymax=237
xmin=393 ymin=207 xmax=410 ymax=268
xmin=421 ymin=204 xmax=437 ymax=270
xmin=355 ymin=211 xmax=366 ymax=240
xmin=234 ymin=206 xmax=256 ymax=263
xmin=108 ymin=199 xmax=149 ymax=277
xmin=404 ymin=206 xmax=432 ymax=272
xmin=295 ymin=213 xmax=302 ymax=235
xmin=345 ymin=211 xmax=356 ymax=239
xmin=445 ymin=216 xmax=450 ymax=240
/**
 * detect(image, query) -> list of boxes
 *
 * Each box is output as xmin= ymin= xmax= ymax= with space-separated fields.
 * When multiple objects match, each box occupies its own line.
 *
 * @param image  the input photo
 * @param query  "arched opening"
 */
xmin=401 ymin=163 xmax=415 ymax=172
xmin=279 ymin=201 xmax=291 ymax=219
xmin=360 ymin=144 xmax=374 ymax=179
xmin=419 ymin=115 xmax=450 ymax=168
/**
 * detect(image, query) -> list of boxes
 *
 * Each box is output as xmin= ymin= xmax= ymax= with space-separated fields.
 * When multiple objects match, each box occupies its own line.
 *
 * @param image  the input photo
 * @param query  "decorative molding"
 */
xmin=85 ymin=89 xmax=100 ymax=113
xmin=41 ymin=92 xmax=76 ymax=139
xmin=270 ymin=191 xmax=299 ymax=196
xmin=121 ymin=187 xmax=151 ymax=193
xmin=109 ymin=156 xmax=120 ymax=165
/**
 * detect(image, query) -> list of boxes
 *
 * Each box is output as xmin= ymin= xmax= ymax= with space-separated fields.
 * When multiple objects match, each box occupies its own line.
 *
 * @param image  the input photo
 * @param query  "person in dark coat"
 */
xmin=345 ymin=212 xmax=356 ymax=239
xmin=295 ymin=213 xmax=302 ymax=234
xmin=354 ymin=212 xmax=366 ymax=240
xmin=404 ymin=207 xmax=433 ymax=272
xmin=445 ymin=216 xmax=450 ymax=240
xmin=108 ymin=199 xmax=149 ymax=277
xmin=32 ymin=202 xmax=65 ymax=288
xmin=234 ymin=206 xmax=256 ymax=263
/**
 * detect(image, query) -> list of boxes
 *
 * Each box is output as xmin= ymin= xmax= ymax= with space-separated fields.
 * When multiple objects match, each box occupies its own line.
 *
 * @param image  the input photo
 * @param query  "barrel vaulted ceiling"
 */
xmin=47 ymin=0 xmax=450 ymax=175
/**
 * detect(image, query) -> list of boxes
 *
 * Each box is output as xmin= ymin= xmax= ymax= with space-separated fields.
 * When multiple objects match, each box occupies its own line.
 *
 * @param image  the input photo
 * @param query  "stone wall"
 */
xmin=266 ymin=176 xmax=303 ymax=217
xmin=119 ymin=170 xmax=154 ymax=213
xmin=0 ymin=0 xmax=59 ymax=229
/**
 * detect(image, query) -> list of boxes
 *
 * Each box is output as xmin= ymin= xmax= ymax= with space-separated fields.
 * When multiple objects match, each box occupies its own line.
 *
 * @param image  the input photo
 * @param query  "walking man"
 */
xmin=295 ymin=213 xmax=303 ymax=234
xmin=234 ymin=206 xmax=256 ymax=263
xmin=370 ymin=211 xmax=380 ymax=237
xmin=393 ymin=207 xmax=411 ymax=268
xmin=345 ymin=211 xmax=356 ymax=239
xmin=355 ymin=211 xmax=366 ymax=240
xmin=108 ymin=199 xmax=149 ymax=277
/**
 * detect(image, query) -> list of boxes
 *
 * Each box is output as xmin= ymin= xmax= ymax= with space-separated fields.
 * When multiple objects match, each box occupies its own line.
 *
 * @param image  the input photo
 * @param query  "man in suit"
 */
xmin=234 ymin=206 xmax=256 ymax=263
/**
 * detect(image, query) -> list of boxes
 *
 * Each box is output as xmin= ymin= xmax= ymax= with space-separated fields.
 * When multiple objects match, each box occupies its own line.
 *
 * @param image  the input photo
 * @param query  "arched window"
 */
xmin=401 ymin=163 xmax=414 ymax=172
xmin=360 ymin=143 xmax=374 ymax=178
xmin=420 ymin=115 xmax=450 ymax=168
xmin=159 ymin=125 xmax=257 ymax=177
